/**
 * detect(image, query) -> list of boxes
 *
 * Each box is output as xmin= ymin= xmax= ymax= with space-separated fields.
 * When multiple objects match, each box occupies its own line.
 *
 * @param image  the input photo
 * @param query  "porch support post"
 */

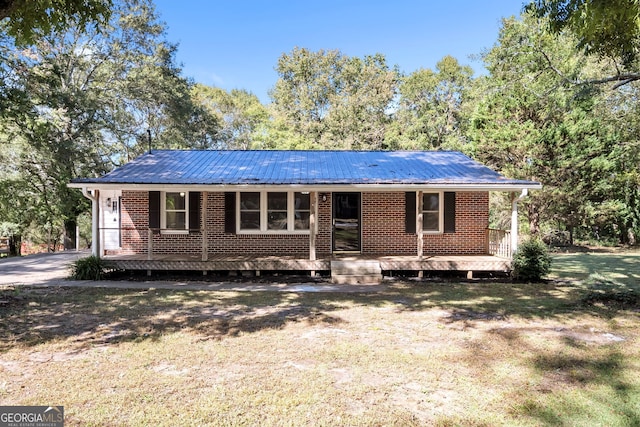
xmin=81 ymin=188 xmax=100 ymax=257
xmin=417 ymin=191 xmax=423 ymax=259
xmin=201 ymin=191 xmax=208 ymax=262
xmin=511 ymin=189 xmax=528 ymax=256
xmin=94 ymin=191 xmax=101 ymax=257
xmin=146 ymin=227 xmax=153 ymax=277
xmin=309 ymin=191 xmax=317 ymax=276
xmin=147 ymin=229 xmax=153 ymax=261
xmin=417 ymin=191 xmax=424 ymax=278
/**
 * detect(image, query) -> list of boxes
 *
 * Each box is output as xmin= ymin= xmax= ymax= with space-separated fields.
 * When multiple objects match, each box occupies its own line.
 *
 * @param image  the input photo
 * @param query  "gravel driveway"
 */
xmin=0 ymin=251 xmax=88 ymax=285
xmin=0 ymin=251 xmax=387 ymax=292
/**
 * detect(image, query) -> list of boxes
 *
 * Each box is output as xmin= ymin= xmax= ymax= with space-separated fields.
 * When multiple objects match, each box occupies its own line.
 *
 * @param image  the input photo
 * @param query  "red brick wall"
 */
xmin=119 ymin=190 xmax=148 ymax=255
xmin=120 ymin=191 xmax=311 ymax=256
xmin=360 ymin=192 xmax=488 ymax=255
xmin=205 ymin=193 xmax=309 ymax=255
xmin=362 ymin=192 xmax=416 ymax=255
xmin=316 ymin=192 xmax=332 ymax=256
xmin=117 ymin=190 xmax=489 ymax=257
xmin=421 ymin=192 xmax=489 ymax=255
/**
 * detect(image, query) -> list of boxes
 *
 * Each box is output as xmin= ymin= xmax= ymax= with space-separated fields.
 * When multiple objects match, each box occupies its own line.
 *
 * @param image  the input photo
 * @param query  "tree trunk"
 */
xmin=63 ymin=219 xmax=77 ymax=250
xmin=622 ymin=219 xmax=637 ymax=245
xmin=528 ymin=204 xmax=540 ymax=236
xmin=8 ymin=235 xmax=21 ymax=256
xmin=568 ymin=225 xmax=574 ymax=246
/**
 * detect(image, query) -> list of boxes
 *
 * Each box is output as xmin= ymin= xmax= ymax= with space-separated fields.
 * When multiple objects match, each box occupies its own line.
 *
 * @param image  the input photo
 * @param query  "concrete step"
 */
xmin=331 ymin=260 xmax=381 ymax=275
xmin=331 ymin=260 xmax=382 ymax=284
xmin=331 ymin=274 xmax=383 ymax=285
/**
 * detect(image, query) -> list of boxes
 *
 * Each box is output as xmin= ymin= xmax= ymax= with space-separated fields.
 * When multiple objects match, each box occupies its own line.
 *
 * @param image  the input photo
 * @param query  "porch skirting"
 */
xmin=106 ymin=254 xmax=329 ymax=272
xmin=104 ymin=254 xmax=511 ymax=274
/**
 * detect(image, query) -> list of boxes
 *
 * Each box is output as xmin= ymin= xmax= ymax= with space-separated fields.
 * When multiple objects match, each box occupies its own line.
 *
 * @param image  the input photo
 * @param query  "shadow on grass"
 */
xmin=516 ymin=350 xmax=640 ymax=426
xmin=0 ymin=286 xmax=350 ymax=352
xmin=2 ymin=277 xmax=639 ymax=426
xmin=1 ymin=273 xmax=637 ymax=354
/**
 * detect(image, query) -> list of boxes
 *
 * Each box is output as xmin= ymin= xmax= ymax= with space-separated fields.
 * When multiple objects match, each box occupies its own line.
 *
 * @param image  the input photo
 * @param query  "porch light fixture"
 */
xmin=322 ymin=194 xmax=327 ymax=202
xmin=105 ymin=197 xmax=111 ymax=207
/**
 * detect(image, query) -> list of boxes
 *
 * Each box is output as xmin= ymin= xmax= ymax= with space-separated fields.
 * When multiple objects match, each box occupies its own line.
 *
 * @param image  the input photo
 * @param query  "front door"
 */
xmin=332 ymin=192 xmax=361 ymax=252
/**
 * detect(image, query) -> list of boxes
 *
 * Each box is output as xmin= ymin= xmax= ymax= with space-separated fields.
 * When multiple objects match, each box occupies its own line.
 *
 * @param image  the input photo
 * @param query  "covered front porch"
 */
xmin=101 ymin=226 xmax=514 ymax=283
xmin=104 ymin=251 xmax=512 ymax=283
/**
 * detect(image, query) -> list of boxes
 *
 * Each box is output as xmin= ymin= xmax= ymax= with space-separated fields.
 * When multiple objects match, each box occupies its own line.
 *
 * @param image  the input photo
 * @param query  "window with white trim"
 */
xmin=162 ymin=191 xmax=188 ymax=232
xmin=237 ymin=191 xmax=311 ymax=233
xmin=239 ymin=192 xmax=261 ymax=230
xmin=268 ymin=192 xmax=288 ymax=230
xmin=294 ymin=192 xmax=310 ymax=230
xmin=422 ymin=192 xmax=442 ymax=232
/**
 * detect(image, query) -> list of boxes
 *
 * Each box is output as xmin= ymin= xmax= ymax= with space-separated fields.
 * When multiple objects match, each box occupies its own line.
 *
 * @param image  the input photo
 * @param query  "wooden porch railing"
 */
xmin=487 ymin=229 xmax=511 ymax=258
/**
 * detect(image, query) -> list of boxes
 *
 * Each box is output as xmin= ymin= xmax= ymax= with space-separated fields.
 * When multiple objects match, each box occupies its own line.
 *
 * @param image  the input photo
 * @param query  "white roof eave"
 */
xmin=68 ymin=182 xmax=543 ymax=192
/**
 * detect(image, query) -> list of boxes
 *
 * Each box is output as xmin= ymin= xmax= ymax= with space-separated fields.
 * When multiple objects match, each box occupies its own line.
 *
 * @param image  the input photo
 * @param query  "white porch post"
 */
xmin=309 ymin=191 xmax=317 ymax=262
xmin=417 ymin=191 xmax=424 ymax=278
xmin=417 ymin=191 xmax=423 ymax=259
xmin=201 ymin=191 xmax=208 ymax=262
xmin=511 ymin=189 xmax=528 ymax=256
xmin=93 ymin=190 xmax=101 ymax=257
xmin=81 ymin=188 xmax=100 ymax=257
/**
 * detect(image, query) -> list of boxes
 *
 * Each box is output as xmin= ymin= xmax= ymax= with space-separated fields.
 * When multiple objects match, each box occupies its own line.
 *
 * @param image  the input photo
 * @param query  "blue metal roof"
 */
xmin=71 ymin=150 xmax=540 ymax=187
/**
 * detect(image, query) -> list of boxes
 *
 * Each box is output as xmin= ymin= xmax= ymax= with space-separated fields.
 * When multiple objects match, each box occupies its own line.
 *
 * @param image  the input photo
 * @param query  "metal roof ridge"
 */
xmin=146 ymin=149 xmax=465 ymax=153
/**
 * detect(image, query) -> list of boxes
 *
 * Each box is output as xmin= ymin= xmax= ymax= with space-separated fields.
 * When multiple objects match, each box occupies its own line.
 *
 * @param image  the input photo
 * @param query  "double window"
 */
xmin=239 ymin=191 xmax=311 ymax=233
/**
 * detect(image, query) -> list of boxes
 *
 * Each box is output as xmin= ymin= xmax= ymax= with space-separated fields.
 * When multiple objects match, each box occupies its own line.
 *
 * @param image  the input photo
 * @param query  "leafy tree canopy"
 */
xmin=270 ymin=47 xmax=399 ymax=149
xmin=0 ymin=0 xmax=112 ymax=45
xmin=526 ymin=0 xmax=640 ymax=87
xmin=386 ymin=55 xmax=473 ymax=150
xmin=0 ymin=0 xmax=218 ymax=250
xmin=192 ymin=85 xmax=268 ymax=149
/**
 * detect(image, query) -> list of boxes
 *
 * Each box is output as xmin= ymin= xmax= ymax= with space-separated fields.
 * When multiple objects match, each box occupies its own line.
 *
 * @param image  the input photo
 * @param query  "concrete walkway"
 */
xmin=0 ymin=251 xmax=388 ymax=292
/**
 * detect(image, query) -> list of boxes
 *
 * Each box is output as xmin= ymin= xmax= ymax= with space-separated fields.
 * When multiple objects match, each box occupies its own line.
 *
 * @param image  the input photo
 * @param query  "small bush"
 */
xmin=542 ymin=229 xmax=571 ymax=247
xmin=70 ymin=256 xmax=111 ymax=280
xmin=511 ymin=238 xmax=552 ymax=282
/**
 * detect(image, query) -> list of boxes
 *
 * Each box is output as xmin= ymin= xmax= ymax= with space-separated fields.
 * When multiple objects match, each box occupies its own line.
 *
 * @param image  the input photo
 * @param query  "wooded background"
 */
xmin=1 ymin=0 xmax=639 ymax=254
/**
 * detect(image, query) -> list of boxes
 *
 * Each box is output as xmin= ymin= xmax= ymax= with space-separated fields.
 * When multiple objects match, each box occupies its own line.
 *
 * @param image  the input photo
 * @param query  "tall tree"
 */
xmin=386 ymin=55 xmax=473 ymax=150
xmin=592 ymin=84 xmax=640 ymax=242
xmin=0 ymin=0 xmax=218 ymax=250
xmin=270 ymin=47 xmax=398 ymax=149
xmin=469 ymin=12 xmax=640 ymax=242
xmin=192 ymin=85 xmax=268 ymax=149
xmin=469 ymin=14 xmax=592 ymax=235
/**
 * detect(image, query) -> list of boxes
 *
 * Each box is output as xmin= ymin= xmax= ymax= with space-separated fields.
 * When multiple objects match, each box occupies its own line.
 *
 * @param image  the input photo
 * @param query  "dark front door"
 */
xmin=332 ymin=192 xmax=361 ymax=252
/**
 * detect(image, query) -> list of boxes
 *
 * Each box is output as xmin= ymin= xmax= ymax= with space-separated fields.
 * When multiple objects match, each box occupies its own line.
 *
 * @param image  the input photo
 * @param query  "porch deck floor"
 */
xmin=104 ymin=253 xmax=511 ymax=273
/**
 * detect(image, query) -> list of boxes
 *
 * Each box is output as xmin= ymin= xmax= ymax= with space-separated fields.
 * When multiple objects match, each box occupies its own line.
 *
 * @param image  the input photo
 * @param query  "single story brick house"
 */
xmin=69 ymin=150 xmax=540 ymax=282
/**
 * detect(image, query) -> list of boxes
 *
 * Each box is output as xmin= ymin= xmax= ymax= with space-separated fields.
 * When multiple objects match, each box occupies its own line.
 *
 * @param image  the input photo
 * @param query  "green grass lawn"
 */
xmin=0 ymin=249 xmax=638 ymax=426
xmin=550 ymin=248 xmax=640 ymax=286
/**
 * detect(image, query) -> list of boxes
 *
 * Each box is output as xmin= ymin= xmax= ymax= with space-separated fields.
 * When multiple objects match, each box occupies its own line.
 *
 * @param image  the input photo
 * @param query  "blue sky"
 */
xmin=153 ymin=1 xmax=527 ymax=103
